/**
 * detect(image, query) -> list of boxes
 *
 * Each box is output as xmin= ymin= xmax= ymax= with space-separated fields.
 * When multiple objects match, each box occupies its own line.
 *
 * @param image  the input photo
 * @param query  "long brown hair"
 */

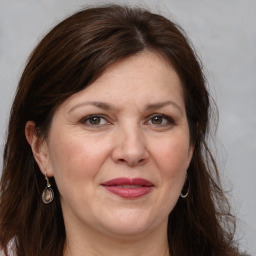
xmin=0 ymin=5 xmax=239 ymax=256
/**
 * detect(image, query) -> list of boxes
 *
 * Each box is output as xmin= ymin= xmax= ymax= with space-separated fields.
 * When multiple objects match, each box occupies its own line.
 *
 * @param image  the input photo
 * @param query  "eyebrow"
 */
xmin=69 ymin=101 xmax=113 ymax=113
xmin=145 ymin=101 xmax=183 ymax=116
xmin=69 ymin=100 xmax=183 ymax=116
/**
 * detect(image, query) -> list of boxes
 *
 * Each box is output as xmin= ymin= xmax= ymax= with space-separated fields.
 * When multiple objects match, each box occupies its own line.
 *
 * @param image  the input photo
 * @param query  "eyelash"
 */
xmin=80 ymin=114 xmax=175 ymax=128
xmin=145 ymin=114 xmax=175 ymax=127
xmin=80 ymin=115 xmax=110 ymax=127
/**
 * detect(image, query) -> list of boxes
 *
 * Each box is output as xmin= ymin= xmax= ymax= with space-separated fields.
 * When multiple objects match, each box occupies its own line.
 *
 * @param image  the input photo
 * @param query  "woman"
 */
xmin=0 ymin=4 xmax=240 ymax=256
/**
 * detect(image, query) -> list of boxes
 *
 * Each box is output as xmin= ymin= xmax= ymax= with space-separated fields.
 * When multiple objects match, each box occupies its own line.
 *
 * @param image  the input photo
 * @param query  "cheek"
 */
xmin=153 ymin=135 xmax=191 ymax=200
xmin=152 ymin=138 xmax=190 ymax=215
xmin=47 ymin=132 xmax=110 ymax=193
xmin=156 ymin=136 xmax=191 ymax=174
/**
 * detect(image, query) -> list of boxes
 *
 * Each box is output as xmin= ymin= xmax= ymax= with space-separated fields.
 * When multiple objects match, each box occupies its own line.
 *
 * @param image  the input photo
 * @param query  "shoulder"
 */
xmin=0 ymin=249 xmax=6 ymax=256
xmin=0 ymin=249 xmax=15 ymax=256
xmin=0 ymin=240 xmax=15 ymax=256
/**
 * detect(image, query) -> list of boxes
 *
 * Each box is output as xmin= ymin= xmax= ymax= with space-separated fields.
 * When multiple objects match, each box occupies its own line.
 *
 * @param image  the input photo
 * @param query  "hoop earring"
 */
xmin=42 ymin=172 xmax=54 ymax=204
xmin=180 ymin=175 xmax=190 ymax=199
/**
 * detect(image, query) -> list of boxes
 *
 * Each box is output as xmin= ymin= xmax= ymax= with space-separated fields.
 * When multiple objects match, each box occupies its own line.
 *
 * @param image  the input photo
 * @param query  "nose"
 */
xmin=111 ymin=124 xmax=149 ymax=167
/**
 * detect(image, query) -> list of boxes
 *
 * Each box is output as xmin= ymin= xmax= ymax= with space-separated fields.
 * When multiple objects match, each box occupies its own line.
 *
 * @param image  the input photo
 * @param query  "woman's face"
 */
xmin=40 ymin=51 xmax=193 ymax=238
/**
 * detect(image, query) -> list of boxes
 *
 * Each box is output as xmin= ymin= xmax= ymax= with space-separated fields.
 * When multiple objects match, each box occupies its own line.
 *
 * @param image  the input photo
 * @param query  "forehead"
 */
xmin=60 ymin=51 xmax=184 ymax=113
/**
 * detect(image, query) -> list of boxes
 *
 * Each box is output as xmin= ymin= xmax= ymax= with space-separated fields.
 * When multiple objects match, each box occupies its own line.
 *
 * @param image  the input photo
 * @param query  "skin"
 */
xmin=26 ymin=51 xmax=194 ymax=256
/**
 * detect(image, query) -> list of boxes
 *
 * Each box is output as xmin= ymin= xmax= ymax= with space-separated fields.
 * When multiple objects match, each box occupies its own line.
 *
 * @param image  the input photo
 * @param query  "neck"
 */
xmin=63 ymin=222 xmax=170 ymax=256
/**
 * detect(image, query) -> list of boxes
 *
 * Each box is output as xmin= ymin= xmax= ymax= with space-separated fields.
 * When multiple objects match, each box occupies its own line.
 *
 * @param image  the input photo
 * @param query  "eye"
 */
xmin=146 ymin=114 xmax=175 ymax=127
xmin=81 ymin=115 xmax=109 ymax=127
xmin=151 ymin=116 xmax=164 ymax=125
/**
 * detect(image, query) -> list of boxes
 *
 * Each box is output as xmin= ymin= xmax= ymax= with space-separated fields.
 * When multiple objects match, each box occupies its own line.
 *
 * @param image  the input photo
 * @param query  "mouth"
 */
xmin=101 ymin=178 xmax=154 ymax=199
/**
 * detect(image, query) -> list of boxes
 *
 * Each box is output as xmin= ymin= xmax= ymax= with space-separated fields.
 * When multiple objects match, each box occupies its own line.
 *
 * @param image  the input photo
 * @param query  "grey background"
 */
xmin=0 ymin=0 xmax=255 ymax=254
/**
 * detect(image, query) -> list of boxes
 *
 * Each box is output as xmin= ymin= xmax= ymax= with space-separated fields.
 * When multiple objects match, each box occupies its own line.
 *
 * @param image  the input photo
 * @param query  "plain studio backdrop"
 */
xmin=0 ymin=0 xmax=255 ymax=255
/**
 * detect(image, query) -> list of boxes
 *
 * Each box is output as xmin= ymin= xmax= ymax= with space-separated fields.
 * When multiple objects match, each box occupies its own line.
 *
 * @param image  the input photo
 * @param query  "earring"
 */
xmin=180 ymin=175 xmax=190 ymax=199
xmin=42 ymin=172 xmax=54 ymax=204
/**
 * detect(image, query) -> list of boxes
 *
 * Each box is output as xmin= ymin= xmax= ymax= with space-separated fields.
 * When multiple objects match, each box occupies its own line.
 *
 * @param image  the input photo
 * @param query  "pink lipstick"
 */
xmin=101 ymin=178 xmax=154 ymax=199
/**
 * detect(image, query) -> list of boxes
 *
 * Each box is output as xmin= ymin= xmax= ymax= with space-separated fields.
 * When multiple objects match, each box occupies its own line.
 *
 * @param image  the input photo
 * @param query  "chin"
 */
xmin=103 ymin=223 xmax=152 ymax=238
xmin=96 ymin=210 xmax=160 ymax=237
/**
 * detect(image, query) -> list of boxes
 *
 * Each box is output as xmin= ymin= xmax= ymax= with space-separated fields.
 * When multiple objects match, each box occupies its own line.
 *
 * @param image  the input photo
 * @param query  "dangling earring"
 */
xmin=42 ymin=172 xmax=54 ymax=204
xmin=180 ymin=175 xmax=190 ymax=199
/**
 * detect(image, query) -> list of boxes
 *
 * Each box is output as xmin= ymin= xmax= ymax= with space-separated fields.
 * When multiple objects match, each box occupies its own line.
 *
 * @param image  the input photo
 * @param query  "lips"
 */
xmin=101 ymin=178 xmax=154 ymax=199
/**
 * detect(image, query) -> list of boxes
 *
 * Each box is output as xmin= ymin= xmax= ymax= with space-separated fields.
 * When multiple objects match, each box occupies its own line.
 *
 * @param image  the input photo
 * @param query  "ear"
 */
xmin=25 ymin=121 xmax=54 ymax=177
xmin=186 ymin=144 xmax=194 ymax=169
xmin=186 ymin=122 xmax=199 ymax=169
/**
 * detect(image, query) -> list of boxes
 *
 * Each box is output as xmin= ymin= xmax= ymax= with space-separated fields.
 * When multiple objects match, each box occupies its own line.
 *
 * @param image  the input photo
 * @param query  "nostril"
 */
xmin=128 ymin=158 xmax=146 ymax=166
xmin=118 ymin=159 xmax=126 ymax=164
xmin=117 ymin=158 xmax=145 ymax=166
